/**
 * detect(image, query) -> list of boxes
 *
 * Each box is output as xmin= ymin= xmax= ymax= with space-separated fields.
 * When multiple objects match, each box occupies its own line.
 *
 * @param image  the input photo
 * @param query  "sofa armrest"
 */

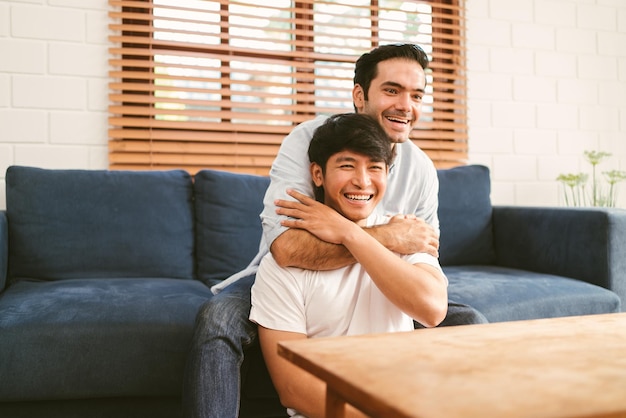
xmin=493 ymin=206 xmax=626 ymax=305
xmin=0 ymin=210 xmax=7 ymax=292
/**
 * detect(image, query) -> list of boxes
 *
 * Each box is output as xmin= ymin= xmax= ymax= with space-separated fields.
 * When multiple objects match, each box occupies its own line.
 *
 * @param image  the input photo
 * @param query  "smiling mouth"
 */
xmin=345 ymin=193 xmax=373 ymax=201
xmin=385 ymin=115 xmax=410 ymax=124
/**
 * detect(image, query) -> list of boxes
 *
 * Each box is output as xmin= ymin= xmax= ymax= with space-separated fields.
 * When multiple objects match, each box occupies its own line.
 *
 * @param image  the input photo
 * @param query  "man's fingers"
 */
xmin=286 ymin=189 xmax=316 ymax=204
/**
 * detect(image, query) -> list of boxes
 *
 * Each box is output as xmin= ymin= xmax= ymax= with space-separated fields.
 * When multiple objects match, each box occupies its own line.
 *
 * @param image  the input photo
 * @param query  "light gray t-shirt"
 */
xmin=211 ymin=115 xmax=439 ymax=294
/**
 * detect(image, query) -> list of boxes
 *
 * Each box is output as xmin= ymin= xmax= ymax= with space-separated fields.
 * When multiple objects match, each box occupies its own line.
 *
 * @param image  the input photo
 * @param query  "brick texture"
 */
xmin=467 ymin=0 xmax=626 ymax=207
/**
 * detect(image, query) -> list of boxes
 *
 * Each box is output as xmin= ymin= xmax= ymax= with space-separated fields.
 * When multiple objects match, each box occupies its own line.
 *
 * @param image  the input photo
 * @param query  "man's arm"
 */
xmin=341 ymin=226 xmax=447 ymax=327
xmin=258 ymin=326 xmax=369 ymax=418
xmin=260 ymin=117 xmax=438 ymax=271
xmin=277 ymin=190 xmax=448 ymax=326
xmin=272 ymin=193 xmax=439 ymax=270
xmin=270 ymin=228 xmax=351 ymax=270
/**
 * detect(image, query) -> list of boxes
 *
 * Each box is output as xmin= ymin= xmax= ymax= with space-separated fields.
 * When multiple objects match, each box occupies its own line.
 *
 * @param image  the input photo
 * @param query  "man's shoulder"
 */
xmin=290 ymin=115 xmax=329 ymax=135
xmin=396 ymin=139 xmax=433 ymax=160
xmin=278 ymin=115 xmax=329 ymax=150
xmin=394 ymin=140 xmax=437 ymax=175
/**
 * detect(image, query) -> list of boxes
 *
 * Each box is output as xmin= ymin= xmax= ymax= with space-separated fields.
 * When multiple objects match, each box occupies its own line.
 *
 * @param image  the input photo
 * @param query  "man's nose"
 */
xmin=396 ymin=92 xmax=411 ymax=111
xmin=352 ymin=169 xmax=372 ymax=187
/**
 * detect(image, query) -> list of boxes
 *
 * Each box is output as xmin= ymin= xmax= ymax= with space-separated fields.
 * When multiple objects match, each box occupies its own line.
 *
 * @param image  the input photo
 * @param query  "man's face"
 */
xmin=353 ymin=58 xmax=426 ymax=144
xmin=311 ymin=150 xmax=387 ymax=226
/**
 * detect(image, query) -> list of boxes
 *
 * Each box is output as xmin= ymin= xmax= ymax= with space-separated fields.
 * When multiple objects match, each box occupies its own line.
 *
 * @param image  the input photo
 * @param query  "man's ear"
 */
xmin=352 ymin=84 xmax=365 ymax=111
xmin=310 ymin=162 xmax=324 ymax=187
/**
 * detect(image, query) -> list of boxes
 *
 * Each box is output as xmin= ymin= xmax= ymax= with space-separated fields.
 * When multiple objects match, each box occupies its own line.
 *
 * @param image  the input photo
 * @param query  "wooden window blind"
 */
xmin=108 ymin=0 xmax=467 ymax=175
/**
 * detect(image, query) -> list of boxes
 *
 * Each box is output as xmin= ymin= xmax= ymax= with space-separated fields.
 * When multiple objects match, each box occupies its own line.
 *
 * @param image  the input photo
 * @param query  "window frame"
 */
xmin=108 ymin=0 xmax=467 ymax=174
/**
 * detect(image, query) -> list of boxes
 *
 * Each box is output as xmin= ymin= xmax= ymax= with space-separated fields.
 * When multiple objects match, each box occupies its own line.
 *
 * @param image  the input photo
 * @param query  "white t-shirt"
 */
xmin=249 ymin=215 xmax=445 ymax=338
xmin=211 ymin=115 xmax=439 ymax=294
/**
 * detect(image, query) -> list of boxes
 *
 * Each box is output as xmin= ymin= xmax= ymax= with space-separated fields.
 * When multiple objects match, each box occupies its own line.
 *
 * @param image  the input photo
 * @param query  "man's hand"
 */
xmin=381 ymin=214 xmax=439 ymax=257
xmin=271 ymin=189 xmax=440 ymax=270
xmin=276 ymin=189 xmax=354 ymax=245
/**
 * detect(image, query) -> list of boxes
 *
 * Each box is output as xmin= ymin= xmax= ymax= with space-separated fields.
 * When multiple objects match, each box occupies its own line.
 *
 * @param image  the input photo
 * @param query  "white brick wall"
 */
xmin=0 ymin=0 xmax=625 ymax=210
xmin=468 ymin=0 xmax=626 ymax=207
xmin=0 ymin=0 xmax=109 ymax=209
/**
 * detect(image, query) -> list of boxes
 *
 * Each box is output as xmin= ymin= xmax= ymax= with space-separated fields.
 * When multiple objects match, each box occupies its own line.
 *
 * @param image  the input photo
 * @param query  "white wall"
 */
xmin=1 ymin=0 xmax=625 ymax=210
xmin=0 ymin=0 xmax=110 ymax=210
xmin=467 ymin=0 xmax=626 ymax=206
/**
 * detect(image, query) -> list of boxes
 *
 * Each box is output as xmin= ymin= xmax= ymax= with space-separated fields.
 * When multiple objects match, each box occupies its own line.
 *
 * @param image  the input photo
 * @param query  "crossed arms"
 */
xmin=259 ymin=191 xmax=447 ymax=418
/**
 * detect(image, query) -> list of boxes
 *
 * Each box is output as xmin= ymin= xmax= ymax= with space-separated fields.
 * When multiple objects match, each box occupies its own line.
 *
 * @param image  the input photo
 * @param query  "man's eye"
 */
xmin=385 ymin=88 xmax=398 ymax=94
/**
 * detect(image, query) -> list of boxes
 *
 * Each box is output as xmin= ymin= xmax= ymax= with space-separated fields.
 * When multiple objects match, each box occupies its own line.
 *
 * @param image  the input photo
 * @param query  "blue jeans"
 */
xmin=182 ymin=274 xmax=257 ymax=418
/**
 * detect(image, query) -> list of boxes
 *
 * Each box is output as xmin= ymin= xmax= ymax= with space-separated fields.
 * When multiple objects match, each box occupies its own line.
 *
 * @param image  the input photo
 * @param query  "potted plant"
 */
xmin=556 ymin=151 xmax=626 ymax=208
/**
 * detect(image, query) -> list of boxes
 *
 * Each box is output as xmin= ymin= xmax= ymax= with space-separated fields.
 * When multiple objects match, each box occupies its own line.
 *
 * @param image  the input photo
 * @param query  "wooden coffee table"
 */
xmin=278 ymin=313 xmax=626 ymax=418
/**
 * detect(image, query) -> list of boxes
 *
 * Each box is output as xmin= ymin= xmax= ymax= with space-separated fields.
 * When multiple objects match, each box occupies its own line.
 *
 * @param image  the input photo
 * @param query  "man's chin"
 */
xmin=388 ymin=135 xmax=409 ymax=144
xmin=382 ymin=127 xmax=411 ymax=143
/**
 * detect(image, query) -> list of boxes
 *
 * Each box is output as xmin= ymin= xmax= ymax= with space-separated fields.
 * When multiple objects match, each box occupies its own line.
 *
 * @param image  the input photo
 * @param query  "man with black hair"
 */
xmin=250 ymin=113 xmax=448 ymax=417
xmin=183 ymin=43 xmax=487 ymax=418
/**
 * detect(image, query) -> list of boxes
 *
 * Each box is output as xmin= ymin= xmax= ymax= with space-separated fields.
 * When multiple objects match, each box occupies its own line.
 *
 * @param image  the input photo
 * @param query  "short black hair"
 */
xmin=308 ymin=113 xmax=395 ymax=202
xmin=354 ymin=44 xmax=430 ymax=103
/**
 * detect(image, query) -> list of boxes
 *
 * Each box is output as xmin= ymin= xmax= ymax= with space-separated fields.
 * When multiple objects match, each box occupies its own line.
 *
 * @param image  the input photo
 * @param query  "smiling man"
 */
xmin=183 ymin=44 xmax=487 ymax=418
xmin=250 ymin=113 xmax=448 ymax=418
xmin=268 ymin=45 xmax=439 ymax=272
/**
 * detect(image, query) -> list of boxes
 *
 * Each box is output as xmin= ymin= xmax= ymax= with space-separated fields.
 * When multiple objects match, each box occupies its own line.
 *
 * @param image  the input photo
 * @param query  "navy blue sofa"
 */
xmin=0 ymin=164 xmax=623 ymax=418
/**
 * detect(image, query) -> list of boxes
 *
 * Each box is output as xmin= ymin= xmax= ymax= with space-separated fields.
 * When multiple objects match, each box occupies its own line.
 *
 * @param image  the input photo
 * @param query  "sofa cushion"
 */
xmin=194 ymin=169 xmax=270 ymax=285
xmin=0 ymin=278 xmax=213 ymax=400
xmin=444 ymin=265 xmax=621 ymax=322
xmin=6 ymin=166 xmax=195 ymax=283
xmin=437 ymin=165 xmax=495 ymax=266
xmin=0 ymin=211 xmax=7 ymax=290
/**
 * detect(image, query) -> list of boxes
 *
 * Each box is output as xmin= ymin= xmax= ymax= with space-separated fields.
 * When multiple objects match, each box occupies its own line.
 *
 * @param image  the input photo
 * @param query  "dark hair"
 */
xmin=354 ymin=44 xmax=430 ymax=103
xmin=308 ymin=113 xmax=395 ymax=202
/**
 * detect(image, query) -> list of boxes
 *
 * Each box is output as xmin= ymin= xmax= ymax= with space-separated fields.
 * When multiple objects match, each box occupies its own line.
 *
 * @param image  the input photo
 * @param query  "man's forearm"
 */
xmin=270 ymin=222 xmax=419 ymax=270
xmin=271 ymin=228 xmax=355 ymax=270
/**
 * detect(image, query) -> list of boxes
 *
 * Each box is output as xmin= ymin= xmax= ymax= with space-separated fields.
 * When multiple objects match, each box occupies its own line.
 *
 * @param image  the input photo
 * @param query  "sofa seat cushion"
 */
xmin=6 ymin=167 xmax=195 ymax=283
xmin=444 ymin=265 xmax=621 ymax=322
xmin=0 ymin=278 xmax=213 ymax=401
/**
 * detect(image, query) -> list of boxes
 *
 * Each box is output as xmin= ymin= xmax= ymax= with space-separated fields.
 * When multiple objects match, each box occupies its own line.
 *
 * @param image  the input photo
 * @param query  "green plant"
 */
xmin=557 ymin=151 xmax=626 ymax=208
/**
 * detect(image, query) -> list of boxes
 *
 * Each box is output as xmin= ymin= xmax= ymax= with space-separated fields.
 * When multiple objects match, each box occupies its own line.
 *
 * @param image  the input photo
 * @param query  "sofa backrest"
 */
xmin=194 ymin=169 xmax=270 ymax=286
xmin=437 ymin=164 xmax=495 ymax=266
xmin=5 ymin=166 xmax=195 ymax=283
xmin=4 ymin=164 xmax=494 ymax=285
xmin=192 ymin=165 xmax=496 ymax=284
xmin=0 ymin=211 xmax=7 ymax=290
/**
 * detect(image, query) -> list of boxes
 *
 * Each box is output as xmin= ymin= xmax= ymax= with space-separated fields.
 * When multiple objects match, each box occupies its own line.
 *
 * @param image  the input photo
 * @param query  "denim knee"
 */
xmin=193 ymin=275 xmax=257 ymax=347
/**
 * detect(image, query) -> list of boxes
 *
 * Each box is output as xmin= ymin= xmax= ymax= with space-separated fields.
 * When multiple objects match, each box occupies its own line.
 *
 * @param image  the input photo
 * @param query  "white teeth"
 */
xmin=346 ymin=194 xmax=372 ymax=201
xmin=387 ymin=116 xmax=408 ymax=124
